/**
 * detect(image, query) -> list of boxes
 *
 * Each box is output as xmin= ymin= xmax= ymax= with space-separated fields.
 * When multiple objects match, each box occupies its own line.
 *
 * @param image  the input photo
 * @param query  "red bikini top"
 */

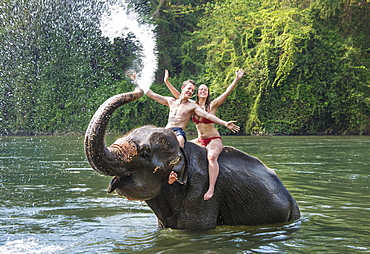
xmin=192 ymin=115 xmax=214 ymax=124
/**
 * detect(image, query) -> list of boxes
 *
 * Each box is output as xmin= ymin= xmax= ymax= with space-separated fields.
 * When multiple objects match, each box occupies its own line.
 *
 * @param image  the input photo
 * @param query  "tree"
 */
xmin=178 ymin=0 xmax=369 ymax=134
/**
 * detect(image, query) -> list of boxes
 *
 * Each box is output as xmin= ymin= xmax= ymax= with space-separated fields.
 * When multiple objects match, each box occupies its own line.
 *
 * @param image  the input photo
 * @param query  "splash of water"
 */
xmin=100 ymin=1 xmax=157 ymax=93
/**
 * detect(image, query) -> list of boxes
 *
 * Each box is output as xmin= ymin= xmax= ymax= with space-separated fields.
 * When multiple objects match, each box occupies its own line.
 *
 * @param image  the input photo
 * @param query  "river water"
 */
xmin=0 ymin=135 xmax=369 ymax=253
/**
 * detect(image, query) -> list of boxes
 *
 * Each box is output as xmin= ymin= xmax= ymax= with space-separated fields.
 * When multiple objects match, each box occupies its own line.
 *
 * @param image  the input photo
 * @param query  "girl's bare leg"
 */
xmin=204 ymin=139 xmax=223 ymax=200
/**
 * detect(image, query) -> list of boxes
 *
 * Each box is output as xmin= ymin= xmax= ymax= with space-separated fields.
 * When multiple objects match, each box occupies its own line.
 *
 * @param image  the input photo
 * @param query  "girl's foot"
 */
xmin=204 ymin=188 xmax=214 ymax=200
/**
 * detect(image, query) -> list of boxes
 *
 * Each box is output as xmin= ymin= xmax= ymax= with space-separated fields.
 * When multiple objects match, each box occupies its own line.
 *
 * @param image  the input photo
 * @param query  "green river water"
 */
xmin=1 ymin=135 xmax=369 ymax=253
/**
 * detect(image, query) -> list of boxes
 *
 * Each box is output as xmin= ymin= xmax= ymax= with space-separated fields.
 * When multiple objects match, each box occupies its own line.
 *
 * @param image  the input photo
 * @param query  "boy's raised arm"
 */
xmin=164 ymin=69 xmax=180 ymax=99
xmin=146 ymin=89 xmax=170 ymax=106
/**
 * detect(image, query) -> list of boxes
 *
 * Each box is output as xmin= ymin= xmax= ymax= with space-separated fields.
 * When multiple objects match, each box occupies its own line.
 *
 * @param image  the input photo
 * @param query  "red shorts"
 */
xmin=198 ymin=137 xmax=222 ymax=147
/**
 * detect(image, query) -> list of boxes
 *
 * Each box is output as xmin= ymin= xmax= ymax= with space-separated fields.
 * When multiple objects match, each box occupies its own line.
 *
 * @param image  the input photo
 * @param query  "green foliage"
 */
xmin=177 ymin=0 xmax=370 ymax=135
xmin=0 ymin=0 xmax=142 ymax=135
xmin=0 ymin=0 xmax=369 ymax=136
xmin=154 ymin=0 xmax=212 ymax=81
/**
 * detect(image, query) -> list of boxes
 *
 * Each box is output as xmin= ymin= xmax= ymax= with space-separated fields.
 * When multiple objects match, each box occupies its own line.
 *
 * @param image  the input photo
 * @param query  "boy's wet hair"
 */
xmin=181 ymin=79 xmax=196 ymax=88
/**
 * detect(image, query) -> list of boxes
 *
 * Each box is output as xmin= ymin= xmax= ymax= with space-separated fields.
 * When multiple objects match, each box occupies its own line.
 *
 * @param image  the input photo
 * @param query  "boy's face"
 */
xmin=181 ymin=82 xmax=195 ymax=99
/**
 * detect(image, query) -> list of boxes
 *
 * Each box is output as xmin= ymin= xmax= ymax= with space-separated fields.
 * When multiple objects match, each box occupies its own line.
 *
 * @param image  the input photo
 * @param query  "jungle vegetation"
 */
xmin=1 ymin=0 xmax=369 ymax=135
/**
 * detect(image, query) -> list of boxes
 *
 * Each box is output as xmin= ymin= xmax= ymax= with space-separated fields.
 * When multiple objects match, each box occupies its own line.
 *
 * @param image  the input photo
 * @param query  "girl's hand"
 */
xmin=225 ymin=121 xmax=240 ymax=133
xmin=236 ymin=69 xmax=245 ymax=79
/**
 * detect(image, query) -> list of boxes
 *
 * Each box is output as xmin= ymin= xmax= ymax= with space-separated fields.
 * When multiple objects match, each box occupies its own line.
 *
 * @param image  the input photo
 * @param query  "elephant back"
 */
xmin=216 ymin=146 xmax=299 ymax=226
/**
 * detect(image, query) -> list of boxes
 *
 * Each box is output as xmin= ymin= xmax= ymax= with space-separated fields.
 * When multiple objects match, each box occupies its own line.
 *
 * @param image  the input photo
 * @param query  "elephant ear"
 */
xmin=150 ymin=129 xmax=187 ymax=184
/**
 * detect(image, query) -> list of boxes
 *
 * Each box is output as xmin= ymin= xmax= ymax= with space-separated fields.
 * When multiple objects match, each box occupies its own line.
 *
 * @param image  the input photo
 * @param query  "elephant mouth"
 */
xmin=107 ymin=176 xmax=122 ymax=193
xmin=107 ymin=176 xmax=158 ymax=201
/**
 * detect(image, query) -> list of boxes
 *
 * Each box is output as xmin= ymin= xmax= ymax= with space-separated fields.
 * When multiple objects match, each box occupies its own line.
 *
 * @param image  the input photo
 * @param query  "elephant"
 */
xmin=84 ymin=87 xmax=300 ymax=229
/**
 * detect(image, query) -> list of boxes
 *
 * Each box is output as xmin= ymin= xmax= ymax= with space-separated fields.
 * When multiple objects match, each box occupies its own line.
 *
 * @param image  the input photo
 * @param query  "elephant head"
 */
xmin=84 ymin=88 xmax=186 ymax=200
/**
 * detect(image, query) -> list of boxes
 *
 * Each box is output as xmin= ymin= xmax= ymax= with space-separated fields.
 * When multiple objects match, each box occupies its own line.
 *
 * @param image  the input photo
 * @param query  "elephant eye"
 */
xmin=139 ymin=145 xmax=151 ymax=158
xmin=121 ymin=172 xmax=132 ymax=178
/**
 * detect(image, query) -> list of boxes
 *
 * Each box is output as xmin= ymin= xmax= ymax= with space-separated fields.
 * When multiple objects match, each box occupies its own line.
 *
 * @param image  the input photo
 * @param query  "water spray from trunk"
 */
xmin=100 ymin=1 xmax=157 ymax=93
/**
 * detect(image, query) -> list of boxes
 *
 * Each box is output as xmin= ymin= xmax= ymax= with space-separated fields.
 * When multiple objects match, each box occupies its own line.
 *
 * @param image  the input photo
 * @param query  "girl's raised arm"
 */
xmin=212 ymin=69 xmax=245 ymax=108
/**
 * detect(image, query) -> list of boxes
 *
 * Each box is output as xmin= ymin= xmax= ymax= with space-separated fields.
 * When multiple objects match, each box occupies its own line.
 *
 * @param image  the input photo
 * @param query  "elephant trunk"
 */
xmin=84 ymin=87 xmax=144 ymax=176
